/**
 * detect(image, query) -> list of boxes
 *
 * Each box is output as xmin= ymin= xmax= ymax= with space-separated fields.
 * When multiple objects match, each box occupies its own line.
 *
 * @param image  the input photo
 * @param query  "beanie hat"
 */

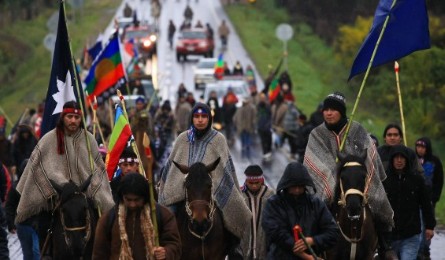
xmin=323 ymin=91 xmax=346 ymax=117
xmin=136 ymin=96 xmax=146 ymax=104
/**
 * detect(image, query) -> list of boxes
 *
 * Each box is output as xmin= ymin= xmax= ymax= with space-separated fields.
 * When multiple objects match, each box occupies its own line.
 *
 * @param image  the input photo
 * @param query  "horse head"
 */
xmin=50 ymin=175 xmax=93 ymax=258
xmin=173 ymin=157 xmax=220 ymax=236
xmin=337 ymin=149 xmax=368 ymax=221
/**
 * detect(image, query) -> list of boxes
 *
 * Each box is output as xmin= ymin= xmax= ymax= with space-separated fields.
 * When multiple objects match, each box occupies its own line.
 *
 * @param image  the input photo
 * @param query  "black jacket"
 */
xmin=262 ymin=162 xmax=338 ymax=259
xmin=416 ymin=137 xmax=444 ymax=203
xmin=383 ymin=145 xmax=436 ymax=240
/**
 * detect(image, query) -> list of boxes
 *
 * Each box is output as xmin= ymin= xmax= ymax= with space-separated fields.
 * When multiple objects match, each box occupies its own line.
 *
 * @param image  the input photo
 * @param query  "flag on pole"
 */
xmin=41 ymin=2 xmax=85 ymax=138
xmin=214 ymin=53 xmax=224 ymax=79
xmin=105 ymin=105 xmax=132 ymax=180
xmin=268 ymin=79 xmax=281 ymax=103
xmin=87 ymin=35 xmax=103 ymax=61
xmin=349 ymin=0 xmax=430 ymax=80
xmin=84 ymin=33 xmax=126 ymax=104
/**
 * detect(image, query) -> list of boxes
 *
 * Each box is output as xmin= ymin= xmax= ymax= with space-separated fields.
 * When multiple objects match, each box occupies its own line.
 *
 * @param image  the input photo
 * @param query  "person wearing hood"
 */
xmin=158 ymin=102 xmax=251 ymax=259
xmin=262 ymin=162 xmax=338 ymax=259
xmin=383 ymin=145 xmax=435 ymax=260
xmin=303 ymin=91 xmax=396 ymax=259
xmin=414 ymin=137 xmax=443 ymax=259
xmin=12 ymin=124 xmax=38 ymax=172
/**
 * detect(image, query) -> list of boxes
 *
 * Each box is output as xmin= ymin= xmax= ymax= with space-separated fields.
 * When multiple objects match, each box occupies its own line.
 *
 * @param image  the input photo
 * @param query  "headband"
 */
xmin=416 ymin=140 xmax=426 ymax=147
xmin=246 ymin=175 xmax=264 ymax=181
xmin=118 ymin=158 xmax=139 ymax=164
xmin=62 ymin=108 xmax=82 ymax=115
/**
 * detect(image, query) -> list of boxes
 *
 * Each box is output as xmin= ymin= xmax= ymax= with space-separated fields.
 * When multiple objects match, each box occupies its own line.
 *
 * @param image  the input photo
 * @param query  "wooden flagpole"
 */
xmin=340 ymin=0 xmax=398 ymax=152
xmin=394 ymin=61 xmax=407 ymax=146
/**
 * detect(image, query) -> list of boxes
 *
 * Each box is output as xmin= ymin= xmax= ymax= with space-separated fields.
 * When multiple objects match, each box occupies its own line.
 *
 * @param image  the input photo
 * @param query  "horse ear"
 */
xmin=206 ymin=157 xmax=220 ymax=173
xmin=50 ymin=180 xmax=63 ymax=194
xmin=173 ymin=161 xmax=189 ymax=174
xmin=80 ymin=175 xmax=93 ymax=192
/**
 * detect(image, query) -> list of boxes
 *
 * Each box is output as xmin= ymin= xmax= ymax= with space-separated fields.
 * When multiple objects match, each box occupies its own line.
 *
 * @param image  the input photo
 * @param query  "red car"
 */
xmin=176 ymin=29 xmax=214 ymax=62
xmin=123 ymin=24 xmax=157 ymax=58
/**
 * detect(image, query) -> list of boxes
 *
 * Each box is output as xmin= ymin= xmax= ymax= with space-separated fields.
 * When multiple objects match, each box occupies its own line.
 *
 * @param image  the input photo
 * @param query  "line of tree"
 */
xmin=273 ymin=0 xmax=445 ymax=138
xmin=0 ymin=0 xmax=57 ymax=27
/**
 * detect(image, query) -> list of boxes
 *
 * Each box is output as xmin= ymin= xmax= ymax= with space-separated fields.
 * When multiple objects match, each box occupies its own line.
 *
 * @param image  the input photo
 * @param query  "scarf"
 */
xmin=118 ymin=203 xmax=155 ymax=260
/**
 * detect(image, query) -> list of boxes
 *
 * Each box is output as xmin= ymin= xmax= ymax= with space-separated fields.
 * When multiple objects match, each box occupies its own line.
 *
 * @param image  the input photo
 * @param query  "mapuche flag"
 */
xmin=84 ymin=33 xmax=126 ymax=103
xmin=106 ymin=105 xmax=132 ymax=180
xmin=349 ymin=0 xmax=430 ymax=80
xmin=214 ymin=53 xmax=224 ymax=80
xmin=41 ymin=2 xmax=85 ymax=138
xmin=268 ymin=79 xmax=281 ymax=103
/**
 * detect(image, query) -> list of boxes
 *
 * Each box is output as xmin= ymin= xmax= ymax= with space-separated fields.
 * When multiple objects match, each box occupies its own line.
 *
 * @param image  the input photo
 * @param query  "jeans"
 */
xmin=392 ymin=234 xmax=421 ymax=260
xmin=17 ymin=224 xmax=40 ymax=260
xmin=240 ymin=131 xmax=252 ymax=158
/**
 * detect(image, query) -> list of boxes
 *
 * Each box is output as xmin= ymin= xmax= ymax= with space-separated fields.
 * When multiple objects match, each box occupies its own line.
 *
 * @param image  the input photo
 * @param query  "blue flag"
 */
xmin=41 ymin=2 xmax=85 ymax=138
xmin=349 ymin=0 xmax=430 ymax=80
xmin=88 ymin=40 xmax=103 ymax=61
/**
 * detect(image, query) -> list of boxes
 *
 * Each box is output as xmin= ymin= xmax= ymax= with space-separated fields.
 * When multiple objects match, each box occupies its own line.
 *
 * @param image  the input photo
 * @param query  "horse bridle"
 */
xmin=55 ymin=192 xmax=91 ymax=252
xmin=337 ymin=162 xmax=370 ymax=260
xmin=184 ymin=176 xmax=216 ymax=260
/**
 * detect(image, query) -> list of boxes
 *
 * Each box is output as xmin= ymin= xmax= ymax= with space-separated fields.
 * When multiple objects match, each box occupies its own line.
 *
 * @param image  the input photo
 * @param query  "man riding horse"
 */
xmin=159 ymin=103 xmax=252 ymax=258
xmin=15 ymin=101 xmax=114 ymax=253
xmin=303 ymin=92 xmax=397 ymax=259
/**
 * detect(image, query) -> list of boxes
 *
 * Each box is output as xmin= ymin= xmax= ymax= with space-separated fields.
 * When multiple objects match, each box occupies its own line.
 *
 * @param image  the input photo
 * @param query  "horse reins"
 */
xmin=337 ymin=161 xmax=369 ymax=260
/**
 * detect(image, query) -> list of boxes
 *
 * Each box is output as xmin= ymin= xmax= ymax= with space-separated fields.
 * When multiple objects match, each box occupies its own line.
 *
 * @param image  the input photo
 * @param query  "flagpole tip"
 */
xmin=394 ymin=61 xmax=399 ymax=72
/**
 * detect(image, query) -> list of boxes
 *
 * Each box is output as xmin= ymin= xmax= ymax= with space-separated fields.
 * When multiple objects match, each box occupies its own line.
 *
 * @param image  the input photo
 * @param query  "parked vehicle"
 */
xmin=193 ymin=57 xmax=217 ymax=90
xmin=176 ymin=29 xmax=214 ymax=62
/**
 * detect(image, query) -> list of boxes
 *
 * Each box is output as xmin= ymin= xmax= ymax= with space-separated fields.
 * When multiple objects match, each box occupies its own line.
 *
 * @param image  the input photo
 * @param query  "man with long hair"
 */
xmin=15 ymin=101 xmax=114 ymax=249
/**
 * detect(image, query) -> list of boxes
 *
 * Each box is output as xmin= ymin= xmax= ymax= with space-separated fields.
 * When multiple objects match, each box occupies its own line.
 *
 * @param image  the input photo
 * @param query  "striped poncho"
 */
xmin=158 ymin=128 xmax=252 ymax=239
xmin=303 ymin=121 xmax=394 ymax=230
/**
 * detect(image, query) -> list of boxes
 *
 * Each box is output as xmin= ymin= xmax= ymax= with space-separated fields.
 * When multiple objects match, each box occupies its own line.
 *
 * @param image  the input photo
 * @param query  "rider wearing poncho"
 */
xmin=303 ymin=92 xmax=396 ymax=258
xmin=159 ymin=102 xmax=251 ymax=244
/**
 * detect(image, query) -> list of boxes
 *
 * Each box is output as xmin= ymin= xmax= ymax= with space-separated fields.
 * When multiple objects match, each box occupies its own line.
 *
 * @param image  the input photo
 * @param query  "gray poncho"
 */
xmin=158 ymin=129 xmax=252 ymax=239
xmin=303 ymin=121 xmax=394 ymax=229
xmin=16 ymin=128 xmax=114 ymax=223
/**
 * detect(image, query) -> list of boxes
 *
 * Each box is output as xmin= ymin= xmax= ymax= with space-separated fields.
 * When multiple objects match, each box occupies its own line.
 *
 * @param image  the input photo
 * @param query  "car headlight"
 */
xmin=199 ymin=42 xmax=207 ymax=47
xmin=150 ymin=35 xmax=157 ymax=42
xmin=143 ymin=40 xmax=152 ymax=47
xmin=176 ymin=41 xmax=184 ymax=47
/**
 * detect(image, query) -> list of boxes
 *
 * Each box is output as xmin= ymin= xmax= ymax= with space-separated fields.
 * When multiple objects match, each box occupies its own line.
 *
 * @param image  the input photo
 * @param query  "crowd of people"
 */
xmin=0 ymin=84 xmax=441 ymax=259
xmin=0 ymin=1 xmax=442 ymax=260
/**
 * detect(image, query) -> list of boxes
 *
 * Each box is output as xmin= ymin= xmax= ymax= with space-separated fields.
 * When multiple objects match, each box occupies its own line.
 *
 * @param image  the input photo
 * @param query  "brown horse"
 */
xmin=42 ymin=176 xmax=98 ymax=260
xmin=327 ymin=151 xmax=378 ymax=260
xmin=172 ymin=158 xmax=241 ymax=260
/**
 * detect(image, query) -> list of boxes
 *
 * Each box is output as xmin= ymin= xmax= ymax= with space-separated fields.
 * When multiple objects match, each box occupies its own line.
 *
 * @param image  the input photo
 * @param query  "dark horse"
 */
xmin=42 ymin=175 xmax=98 ymax=260
xmin=172 ymin=158 xmax=241 ymax=260
xmin=327 ymin=151 xmax=378 ymax=260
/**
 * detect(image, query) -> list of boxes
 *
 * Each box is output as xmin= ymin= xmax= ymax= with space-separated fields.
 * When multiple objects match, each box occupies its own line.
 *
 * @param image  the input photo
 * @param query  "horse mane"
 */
xmin=184 ymin=162 xmax=212 ymax=188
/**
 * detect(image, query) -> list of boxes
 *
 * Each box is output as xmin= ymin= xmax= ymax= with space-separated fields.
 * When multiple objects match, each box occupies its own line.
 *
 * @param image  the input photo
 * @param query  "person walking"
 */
xmin=218 ymin=20 xmax=230 ymax=49
xmin=93 ymin=173 xmax=181 ymax=260
xmin=383 ymin=145 xmax=436 ymax=260
xmin=256 ymin=93 xmax=272 ymax=160
xmin=262 ymin=162 xmax=339 ymax=259
xmin=167 ymin=20 xmax=176 ymax=49
xmin=233 ymin=98 xmax=256 ymax=158
xmin=240 ymin=165 xmax=274 ymax=260
xmin=415 ymin=137 xmax=443 ymax=259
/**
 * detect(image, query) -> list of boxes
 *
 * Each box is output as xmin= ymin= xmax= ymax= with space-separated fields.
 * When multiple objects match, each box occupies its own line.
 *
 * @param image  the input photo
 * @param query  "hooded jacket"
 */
xmin=415 ymin=137 xmax=444 ymax=203
xmin=262 ymin=163 xmax=338 ymax=259
xmin=383 ymin=145 xmax=436 ymax=240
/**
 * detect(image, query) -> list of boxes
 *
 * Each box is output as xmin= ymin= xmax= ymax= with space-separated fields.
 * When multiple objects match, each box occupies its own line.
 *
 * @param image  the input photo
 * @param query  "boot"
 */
xmin=377 ymin=230 xmax=398 ymax=260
